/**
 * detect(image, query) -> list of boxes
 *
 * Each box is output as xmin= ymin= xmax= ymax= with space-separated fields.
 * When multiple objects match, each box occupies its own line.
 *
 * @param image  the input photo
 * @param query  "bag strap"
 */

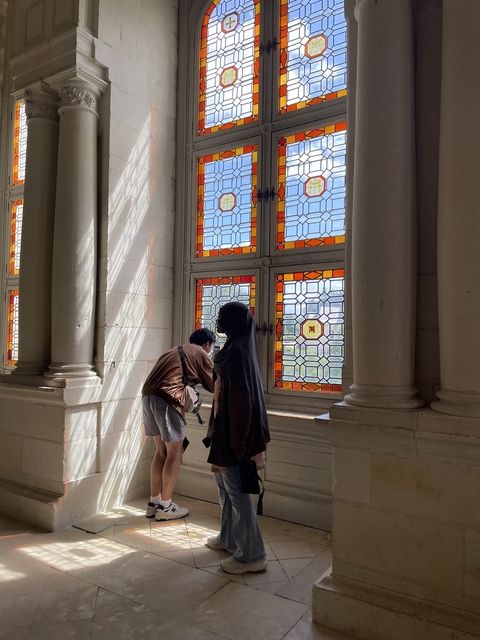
xmin=177 ymin=346 xmax=189 ymax=386
xmin=256 ymin=475 xmax=265 ymax=515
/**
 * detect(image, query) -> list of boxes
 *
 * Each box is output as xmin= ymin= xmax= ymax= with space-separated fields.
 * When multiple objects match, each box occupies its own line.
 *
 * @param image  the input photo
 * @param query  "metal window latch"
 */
xmin=260 ymin=38 xmax=278 ymax=54
xmin=266 ymin=38 xmax=278 ymax=53
xmin=256 ymin=322 xmax=274 ymax=336
xmin=256 ymin=188 xmax=276 ymax=201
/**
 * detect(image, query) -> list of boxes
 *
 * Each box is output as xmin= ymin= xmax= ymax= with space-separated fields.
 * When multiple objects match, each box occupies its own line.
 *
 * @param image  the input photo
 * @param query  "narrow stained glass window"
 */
xmin=7 ymin=289 xmax=19 ymax=365
xmin=277 ymin=122 xmax=346 ymax=250
xmin=12 ymin=99 xmax=28 ymax=186
xmin=275 ymin=269 xmax=344 ymax=392
xmin=197 ymin=145 xmax=258 ymax=257
xmin=279 ymin=0 xmax=347 ymax=113
xmin=9 ymin=199 xmax=23 ymax=276
xmin=199 ymin=0 xmax=260 ymax=134
xmin=195 ymin=275 xmax=256 ymax=344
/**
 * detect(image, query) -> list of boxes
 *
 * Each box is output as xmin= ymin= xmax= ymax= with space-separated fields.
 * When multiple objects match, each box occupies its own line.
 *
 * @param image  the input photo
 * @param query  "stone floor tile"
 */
xmin=0 ymin=592 xmax=42 ymax=629
xmin=92 ymin=611 xmax=225 ymax=640
xmin=74 ymin=504 xmax=147 ymax=534
xmin=185 ymin=519 xmax=224 ymax=549
xmin=192 ymin=545 xmax=230 ymax=568
xmin=35 ymin=584 xmax=98 ymax=624
xmin=0 ymin=627 xmax=30 ymax=640
xmin=279 ymin=557 xmax=316 ymax=579
xmin=243 ymin=559 xmax=288 ymax=585
xmin=184 ymin=581 xmax=307 ymax=640
xmin=0 ymin=556 xmax=61 ymax=598
xmin=27 ymin=619 xmax=92 ymax=639
xmin=283 ymin=611 xmax=354 ymax=640
xmin=150 ymin=547 xmax=196 ymax=567
xmin=200 ymin=565 xmax=246 ymax=585
xmin=72 ymin=549 xmax=228 ymax=616
xmin=269 ymin=539 xmax=317 ymax=560
xmin=93 ymin=587 xmax=152 ymax=621
xmin=109 ymin=523 xmax=153 ymax=553
xmin=275 ymin=553 xmax=332 ymax=605
xmin=250 ymin=579 xmax=290 ymax=595
xmin=91 ymin=607 xmax=161 ymax=638
xmin=150 ymin=519 xmax=191 ymax=552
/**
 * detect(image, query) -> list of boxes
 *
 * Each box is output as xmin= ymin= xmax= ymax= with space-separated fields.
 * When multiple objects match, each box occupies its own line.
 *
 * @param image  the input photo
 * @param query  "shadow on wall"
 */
xmin=70 ymin=109 xmax=171 ymax=515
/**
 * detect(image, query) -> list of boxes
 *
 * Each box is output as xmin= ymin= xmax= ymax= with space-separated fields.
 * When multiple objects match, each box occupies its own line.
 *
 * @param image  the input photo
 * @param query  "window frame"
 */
xmin=175 ymin=0 xmax=348 ymax=413
xmin=1 ymin=92 xmax=26 ymax=371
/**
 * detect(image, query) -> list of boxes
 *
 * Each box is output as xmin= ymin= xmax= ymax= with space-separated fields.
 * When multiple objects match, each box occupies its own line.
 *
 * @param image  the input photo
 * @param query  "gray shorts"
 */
xmin=142 ymin=395 xmax=186 ymax=442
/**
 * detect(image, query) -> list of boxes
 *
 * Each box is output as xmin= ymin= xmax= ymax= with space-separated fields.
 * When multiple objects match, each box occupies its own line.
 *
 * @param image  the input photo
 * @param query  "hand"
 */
xmin=251 ymin=451 xmax=266 ymax=470
xmin=211 ymin=464 xmax=227 ymax=474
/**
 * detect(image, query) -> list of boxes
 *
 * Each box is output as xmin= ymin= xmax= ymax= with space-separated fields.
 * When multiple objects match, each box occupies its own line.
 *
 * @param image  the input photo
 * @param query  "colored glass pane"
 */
xmin=274 ymin=270 xmax=344 ymax=392
xmin=9 ymin=199 xmax=24 ymax=276
xmin=197 ymin=145 xmax=257 ymax=257
xmin=195 ymin=275 xmax=256 ymax=345
xmin=7 ymin=289 xmax=19 ymax=365
xmin=12 ymin=99 xmax=28 ymax=186
xmin=279 ymin=0 xmax=347 ymax=113
xmin=277 ymin=123 xmax=346 ymax=250
xmin=199 ymin=0 xmax=260 ymax=134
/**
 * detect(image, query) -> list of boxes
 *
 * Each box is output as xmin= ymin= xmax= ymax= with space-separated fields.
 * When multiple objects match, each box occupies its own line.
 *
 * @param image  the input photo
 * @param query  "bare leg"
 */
xmin=161 ymin=441 xmax=184 ymax=502
xmin=150 ymin=436 xmax=167 ymax=497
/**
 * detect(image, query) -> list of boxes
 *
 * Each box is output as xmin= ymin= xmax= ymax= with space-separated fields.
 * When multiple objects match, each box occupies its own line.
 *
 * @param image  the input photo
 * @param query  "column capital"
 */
xmin=58 ymin=85 xmax=98 ymax=114
xmin=24 ymin=82 xmax=59 ymax=123
xmin=45 ymin=64 xmax=108 ymax=116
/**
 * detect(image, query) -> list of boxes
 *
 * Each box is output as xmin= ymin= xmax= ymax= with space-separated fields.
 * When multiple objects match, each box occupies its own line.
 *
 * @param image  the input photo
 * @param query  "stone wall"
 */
xmin=0 ymin=0 xmax=178 ymax=529
xmin=92 ymin=0 xmax=178 ymax=511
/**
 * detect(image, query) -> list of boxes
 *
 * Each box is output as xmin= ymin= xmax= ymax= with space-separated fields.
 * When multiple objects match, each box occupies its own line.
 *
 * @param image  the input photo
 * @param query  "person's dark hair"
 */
xmin=189 ymin=328 xmax=216 ymax=346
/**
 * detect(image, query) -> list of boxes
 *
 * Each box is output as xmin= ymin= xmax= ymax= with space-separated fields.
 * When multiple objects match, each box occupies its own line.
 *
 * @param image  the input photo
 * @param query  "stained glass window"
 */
xmin=199 ymin=0 xmax=260 ymax=134
xmin=279 ymin=0 xmax=347 ymax=113
xmin=9 ymin=199 xmax=23 ymax=276
xmin=277 ymin=122 xmax=346 ymax=250
xmin=195 ymin=275 xmax=256 ymax=343
xmin=12 ymin=99 xmax=28 ymax=186
xmin=274 ymin=269 xmax=344 ymax=392
xmin=197 ymin=145 xmax=258 ymax=257
xmin=7 ymin=289 xmax=19 ymax=365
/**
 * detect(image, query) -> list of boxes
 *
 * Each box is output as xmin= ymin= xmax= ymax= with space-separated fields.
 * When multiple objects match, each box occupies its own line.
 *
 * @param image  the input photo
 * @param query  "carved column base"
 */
xmin=432 ymin=389 xmax=480 ymax=418
xmin=345 ymin=383 xmax=424 ymax=410
xmin=44 ymin=363 xmax=97 ymax=379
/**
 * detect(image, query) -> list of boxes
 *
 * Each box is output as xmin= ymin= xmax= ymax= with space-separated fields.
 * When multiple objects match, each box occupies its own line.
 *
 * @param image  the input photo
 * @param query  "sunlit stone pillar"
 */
xmin=344 ymin=0 xmax=422 ymax=409
xmin=45 ymin=82 xmax=102 ymax=381
xmin=432 ymin=0 xmax=480 ymax=418
xmin=15 ymin=83 xmax=59 ymax=375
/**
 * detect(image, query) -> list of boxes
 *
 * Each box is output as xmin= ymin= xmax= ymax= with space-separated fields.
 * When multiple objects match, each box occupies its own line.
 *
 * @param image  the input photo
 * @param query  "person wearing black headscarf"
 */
xmin=205 ymin=301 xmax=270 ymax=575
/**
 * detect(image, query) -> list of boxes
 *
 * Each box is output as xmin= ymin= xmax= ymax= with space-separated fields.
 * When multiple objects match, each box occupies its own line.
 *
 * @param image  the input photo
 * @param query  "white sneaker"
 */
xmin=206 ymin=535 xmax=226 ymax=550
xmin=220 ymin=556 xmax=267 ymax=575
xmin=154 ymin=501 xmax=189 ymax=521
xmin=146 ymin=501 xmax=159 ymax=518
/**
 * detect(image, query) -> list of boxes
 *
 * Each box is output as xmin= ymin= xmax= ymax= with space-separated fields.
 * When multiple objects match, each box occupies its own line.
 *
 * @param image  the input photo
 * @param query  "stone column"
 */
xmin=44 ymin=83 xmax=101 ymax=381
xmin=15 ymin=83 xmax=59 ymax=375
xmin=341 ymin=0 xmax=356 ymax=396
xmin=344 ymin=0 xmax=422 ymax=409
xmin=432 ymin=0 xmax=480 ymax=418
